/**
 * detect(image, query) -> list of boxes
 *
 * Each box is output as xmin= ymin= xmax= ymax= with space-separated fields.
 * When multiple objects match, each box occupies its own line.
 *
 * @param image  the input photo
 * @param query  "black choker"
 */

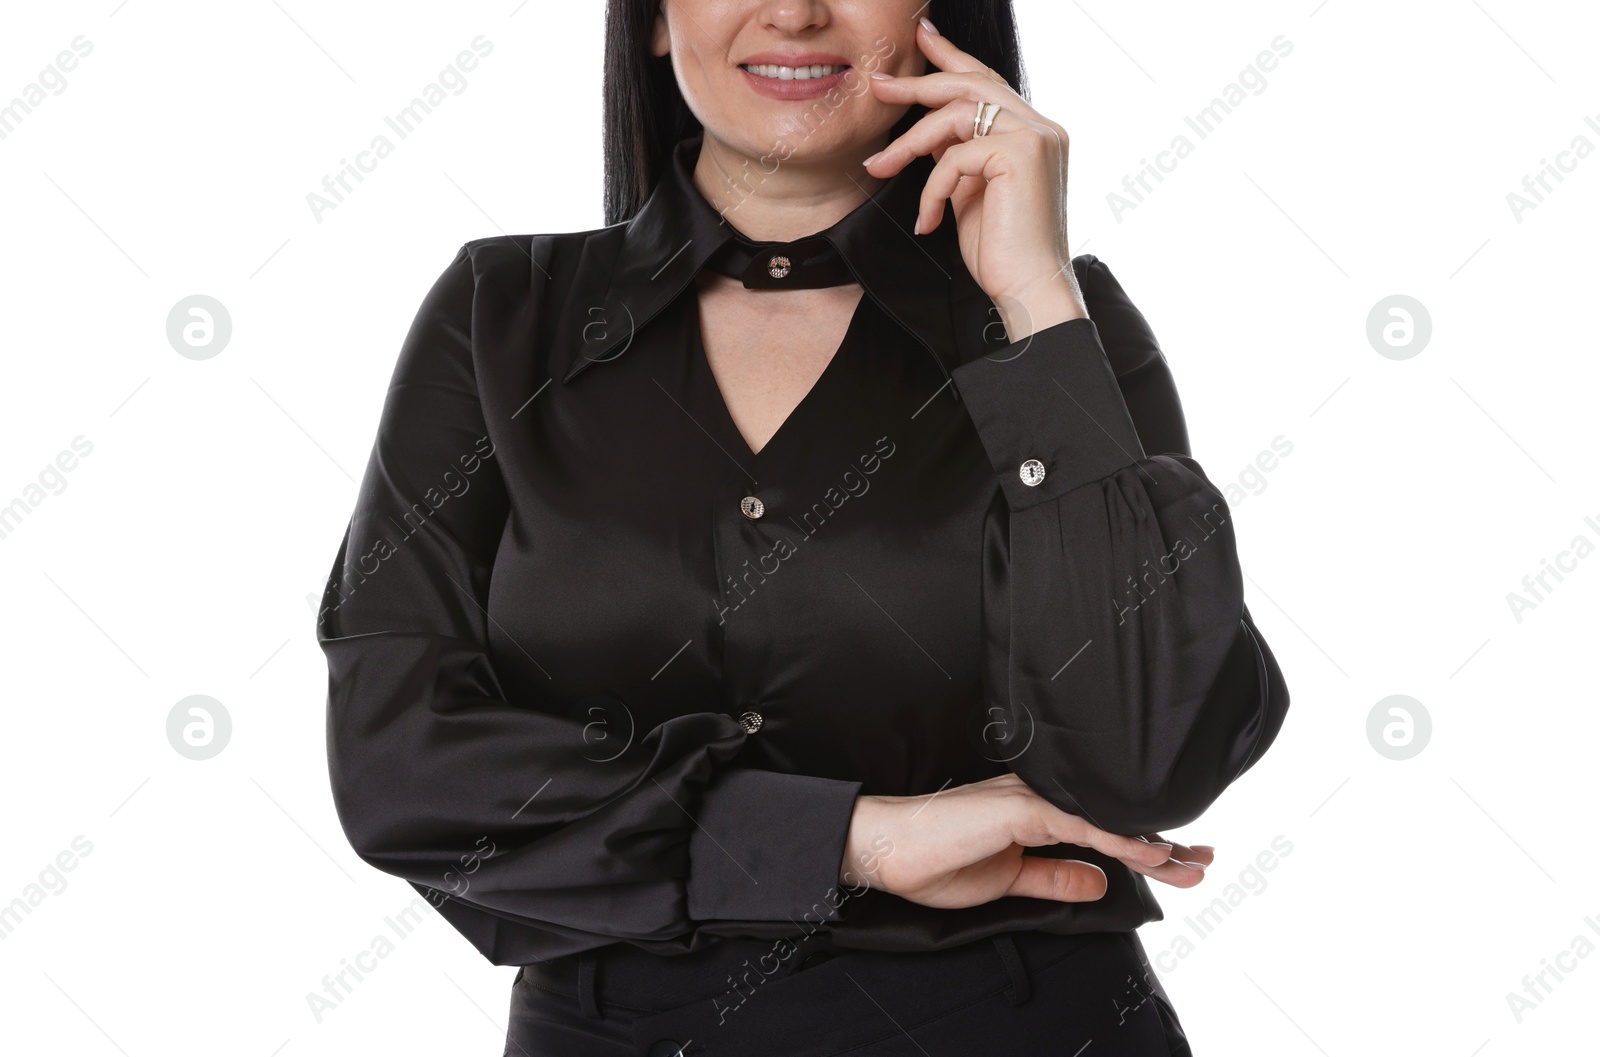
xmin=702 ymin=232 xmax=858 ymax=290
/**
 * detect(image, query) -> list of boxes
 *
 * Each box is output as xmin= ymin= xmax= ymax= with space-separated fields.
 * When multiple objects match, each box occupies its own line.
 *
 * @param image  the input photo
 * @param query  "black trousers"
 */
xmin=504 ymin=928 xmax=1192 ymax=1056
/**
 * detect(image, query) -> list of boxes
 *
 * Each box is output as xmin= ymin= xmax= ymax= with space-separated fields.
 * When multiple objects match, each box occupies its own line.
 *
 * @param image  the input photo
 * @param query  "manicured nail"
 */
xmin=919 ymin=16 xmax=939 ymax=36
xmin=870 ymin=70 xmax=894 ymax=80
xmin=862 ymin=150 xmax=884 ymax=167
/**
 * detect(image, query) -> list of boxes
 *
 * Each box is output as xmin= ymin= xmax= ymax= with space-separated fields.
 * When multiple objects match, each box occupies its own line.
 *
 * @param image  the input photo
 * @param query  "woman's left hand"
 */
xmin=864 ymin=16 xmax=1084 ymax=342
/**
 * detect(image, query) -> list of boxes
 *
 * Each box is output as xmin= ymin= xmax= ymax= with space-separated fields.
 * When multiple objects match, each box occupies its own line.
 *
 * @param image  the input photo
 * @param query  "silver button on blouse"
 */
xmin=740 ymin=495 xmax=765 ymax=519
xmin=737 ymin=710 xmax=763 ymax=733
xmin=1019 ymin=458 xmax=1047 ymax=487
xmin=767 ymin=255 xmax=791 ymax=279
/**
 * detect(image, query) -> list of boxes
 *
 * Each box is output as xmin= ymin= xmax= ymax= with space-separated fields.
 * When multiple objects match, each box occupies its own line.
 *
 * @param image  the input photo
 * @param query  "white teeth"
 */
xmin=741 ymin=63 xmax=846 ymax=81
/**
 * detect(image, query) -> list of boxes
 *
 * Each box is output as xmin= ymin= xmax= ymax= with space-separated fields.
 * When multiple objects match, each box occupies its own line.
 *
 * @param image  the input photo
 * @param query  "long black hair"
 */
xmin=601 ymin=1 xmax=1028 ymax=225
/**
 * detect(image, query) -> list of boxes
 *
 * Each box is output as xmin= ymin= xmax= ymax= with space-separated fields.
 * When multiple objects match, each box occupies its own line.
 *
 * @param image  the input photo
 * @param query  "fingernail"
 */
xmin=870 ymin=70 xmax=894 ymax=80
xmin=1176 ymin=860 xmax=1205 ymax=869
xmin=919 ymin=16 xmax=939 ymax=36
xmin=1192 ymin=845 xmax=1215 ymax=854
xmin=862 ymin=150 xmax=883 ymax=166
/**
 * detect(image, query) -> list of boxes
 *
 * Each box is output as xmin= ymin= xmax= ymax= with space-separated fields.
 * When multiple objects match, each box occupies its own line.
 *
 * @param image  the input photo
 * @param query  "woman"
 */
xmin=316 ymin=2 xmax=1290 ymax=1054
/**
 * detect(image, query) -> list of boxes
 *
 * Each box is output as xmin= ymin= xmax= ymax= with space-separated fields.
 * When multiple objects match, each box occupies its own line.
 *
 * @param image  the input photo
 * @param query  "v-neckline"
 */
xmin=690 ymin=285 xmax=870 ymax=462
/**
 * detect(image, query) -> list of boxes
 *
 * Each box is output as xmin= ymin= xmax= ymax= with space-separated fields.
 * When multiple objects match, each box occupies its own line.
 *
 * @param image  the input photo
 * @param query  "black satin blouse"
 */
xmin=316 ymin=130 xmax=1290 ymax=966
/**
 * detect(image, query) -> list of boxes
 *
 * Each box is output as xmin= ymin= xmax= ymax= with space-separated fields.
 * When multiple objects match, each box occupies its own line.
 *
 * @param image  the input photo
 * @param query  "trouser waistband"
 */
xmin=528 ymin=927 xmax=1105 ymax=1021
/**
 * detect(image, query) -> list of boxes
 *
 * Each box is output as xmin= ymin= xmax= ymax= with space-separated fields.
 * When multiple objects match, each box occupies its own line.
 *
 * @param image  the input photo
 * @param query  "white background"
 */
xmin=1 ymin=1 xmax=1595 ymax=1053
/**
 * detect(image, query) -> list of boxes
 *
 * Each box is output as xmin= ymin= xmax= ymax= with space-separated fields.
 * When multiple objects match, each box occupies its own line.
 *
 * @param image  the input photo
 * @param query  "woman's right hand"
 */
xmin=838 ymin=774 xmax=1209 ymax=909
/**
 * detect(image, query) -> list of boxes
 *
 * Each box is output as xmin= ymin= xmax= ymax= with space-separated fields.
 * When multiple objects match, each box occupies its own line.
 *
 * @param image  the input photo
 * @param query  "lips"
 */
xmin=735 ymin=52 xmax=855 ymax=99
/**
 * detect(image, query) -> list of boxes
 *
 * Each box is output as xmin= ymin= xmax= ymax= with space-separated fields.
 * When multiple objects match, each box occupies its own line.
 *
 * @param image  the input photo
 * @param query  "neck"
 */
xmin=691 ymin=133 xmax=890 ymax=242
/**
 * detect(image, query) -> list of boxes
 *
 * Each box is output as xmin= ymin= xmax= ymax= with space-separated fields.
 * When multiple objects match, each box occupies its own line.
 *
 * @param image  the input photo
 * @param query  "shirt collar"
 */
xmin=559 ymin=131 xmax=962 ymax=387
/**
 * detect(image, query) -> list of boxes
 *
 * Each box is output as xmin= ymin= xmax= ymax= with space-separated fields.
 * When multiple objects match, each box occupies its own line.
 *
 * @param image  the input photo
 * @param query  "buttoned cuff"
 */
xmin=685 ymin=769 xmax=862 ymax=923
xmin=950 ymin=316 xmax=1146 ymax=510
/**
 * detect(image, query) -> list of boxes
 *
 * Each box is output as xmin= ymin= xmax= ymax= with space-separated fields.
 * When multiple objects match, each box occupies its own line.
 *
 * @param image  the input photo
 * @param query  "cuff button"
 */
xmin=1019 ymin=458 xmax=1047 ymax=486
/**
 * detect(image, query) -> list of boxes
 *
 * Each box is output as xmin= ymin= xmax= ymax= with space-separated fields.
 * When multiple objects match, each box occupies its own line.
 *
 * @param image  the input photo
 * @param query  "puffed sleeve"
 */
xmin=316 ymin=245 xmax=861 ymax=963
xmin=947 ymin=254 xmax=1290 ymax=835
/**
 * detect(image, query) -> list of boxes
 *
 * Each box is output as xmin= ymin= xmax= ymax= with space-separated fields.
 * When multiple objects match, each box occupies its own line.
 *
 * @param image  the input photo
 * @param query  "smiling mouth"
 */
xmin=738 ymin=63 xmax=850 ymax=81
